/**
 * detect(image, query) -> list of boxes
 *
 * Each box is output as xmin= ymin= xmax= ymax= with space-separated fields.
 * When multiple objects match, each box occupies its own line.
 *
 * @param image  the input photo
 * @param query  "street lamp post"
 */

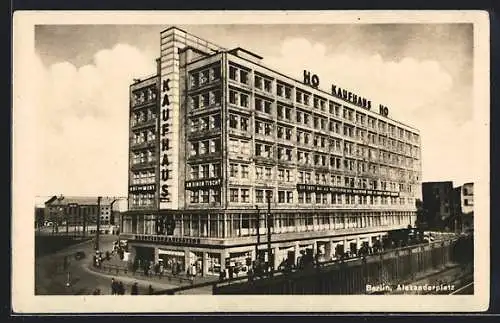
xmin=255 ymin=206 xmax=260 ymax=263
xmin=266 ymin=193 xmax=273 ymax=277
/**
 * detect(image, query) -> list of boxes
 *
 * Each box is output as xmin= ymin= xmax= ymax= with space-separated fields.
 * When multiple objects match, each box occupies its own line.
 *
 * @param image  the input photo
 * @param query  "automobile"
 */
xmin=74 ymin=251 xmax=86 ymax=260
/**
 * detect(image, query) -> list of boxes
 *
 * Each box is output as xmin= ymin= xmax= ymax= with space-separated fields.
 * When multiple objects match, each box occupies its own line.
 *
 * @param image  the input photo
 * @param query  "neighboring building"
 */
xmin=421 ymin=181 xmax=454 ymax=230
xmin=455 ymin=182 xmax=474 ymax=232
xmin=34 ymin=207 xmax=45 ymax=228
xmin=44 ymin=195 xmax=121 ymax=229
xmin=421 ymin=181 xmax=473 ymax=232
xmin=122 ymin=26 xmax=422 ymax=276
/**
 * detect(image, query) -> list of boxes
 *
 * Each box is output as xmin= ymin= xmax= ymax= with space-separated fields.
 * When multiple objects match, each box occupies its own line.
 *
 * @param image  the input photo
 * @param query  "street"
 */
xmin=35 ymin=234 xmax=178 ymax=295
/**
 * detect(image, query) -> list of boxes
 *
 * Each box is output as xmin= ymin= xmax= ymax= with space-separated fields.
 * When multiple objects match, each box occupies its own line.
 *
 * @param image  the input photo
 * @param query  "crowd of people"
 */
xmin=107 ymin=278 xmax=154 ymax=295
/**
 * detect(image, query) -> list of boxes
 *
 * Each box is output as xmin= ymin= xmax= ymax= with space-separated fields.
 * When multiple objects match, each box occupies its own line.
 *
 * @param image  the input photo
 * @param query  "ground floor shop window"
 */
xmin=158 ymin=250 xmax=185 ymax=274
xmin=207 ymin=253 xmax=220 ymax=275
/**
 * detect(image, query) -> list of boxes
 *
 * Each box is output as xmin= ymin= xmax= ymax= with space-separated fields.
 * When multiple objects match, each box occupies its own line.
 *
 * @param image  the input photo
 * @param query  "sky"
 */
xmin=33 ymin=23 xmax=474 ymax=197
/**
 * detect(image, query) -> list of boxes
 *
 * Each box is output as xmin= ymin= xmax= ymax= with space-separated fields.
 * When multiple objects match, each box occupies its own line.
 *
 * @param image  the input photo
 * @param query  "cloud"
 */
xmin=34 ymin=44 xmax=156 ymax=196
xmin=264 ymin=38 xmax=473 ymax=186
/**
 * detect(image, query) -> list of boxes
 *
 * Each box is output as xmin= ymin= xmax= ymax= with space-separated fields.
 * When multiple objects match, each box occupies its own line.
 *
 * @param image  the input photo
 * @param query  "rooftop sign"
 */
xmin=303 ymin=70 xmax=390 ymax=117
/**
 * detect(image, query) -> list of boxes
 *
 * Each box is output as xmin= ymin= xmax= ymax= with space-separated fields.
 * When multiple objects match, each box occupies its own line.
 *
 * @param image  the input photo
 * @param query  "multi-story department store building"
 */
xmin=122 ymin=26 xmax=422 ymax=277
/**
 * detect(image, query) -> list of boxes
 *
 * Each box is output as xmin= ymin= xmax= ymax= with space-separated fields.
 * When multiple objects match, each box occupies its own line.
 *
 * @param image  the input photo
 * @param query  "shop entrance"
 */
xmin=207 ymin=253 xmax=221 ymax=276
xmin=187 ymin=251 xmax=203 ymax=277
xmin=158 ymin=249 xmax=185 ymax=275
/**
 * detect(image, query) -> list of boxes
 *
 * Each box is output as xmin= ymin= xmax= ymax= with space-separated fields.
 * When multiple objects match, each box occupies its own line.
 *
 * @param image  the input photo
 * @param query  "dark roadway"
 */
xmin=35 ymin=235 xmax=180 ymax=295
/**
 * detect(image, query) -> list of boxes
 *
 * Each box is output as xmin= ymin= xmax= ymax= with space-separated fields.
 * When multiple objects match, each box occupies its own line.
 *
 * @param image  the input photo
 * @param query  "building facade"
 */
xmin=123 ymin=27 xmax=422 ymax=276
xmin=421 ymin=181 xmax=473 ymax=232
xmin=44 ymin=195 xmax=118 ymax=229
xmin=455 ymin=182 xmax=474 ymax=232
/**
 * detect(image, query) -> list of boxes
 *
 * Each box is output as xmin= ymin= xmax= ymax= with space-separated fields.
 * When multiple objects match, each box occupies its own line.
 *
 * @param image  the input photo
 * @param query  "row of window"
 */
xmin=225 ymin=164 xmax=416 ymax=192
xmin=255 ymin=142 xmax=417 ymax=171
xmin=189 ymin=138 xmax=222 ymax=157
xmin=122 ymin=211 xmax=414 ymax=238
xmin=222 ymin=188 xmax=415 ymax=206
xmin=190 ymin=163 xmax=221 ymax=180
xmin=189 ymin=114 xmax=221 ymax=133
xmin=131 ymin=150 xmax=155 ymax=165
xmin=131 ymin=108 xmax=156 ymax=127
xmin=189 ymin=90 xmax=222 ymax=110
xmin=132 ymin=86 xmax=157 ymax=107
xmin=225 ymin=140 xmax=418 ymax=180
xmin=132 ymin=130 xmax=155 ymax=145
xmin=189 ymin=64 xmax=221 ymax=89
xmin=226 ymin=85 xmax=419 ymax=144
xmin=130 ymin=193 xmax=155 ymax=207
xmin=131 ymin=171 xmax=156 ymax=184
xmin=226 ymin=109 xmax=418 ymax=158
xmin=190 ymin=189 xmax=221 ymax=204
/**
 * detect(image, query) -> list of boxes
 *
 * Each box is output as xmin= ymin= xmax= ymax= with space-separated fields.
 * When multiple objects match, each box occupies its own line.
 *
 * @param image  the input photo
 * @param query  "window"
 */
xmin=201 ymin=189 xmax=209 ymax=203
xmin=190 ymin=191 xmax=199 ymax=203
xmin=240 ymin=93 xmax=249 ymax=107
xmin=277 ymin=84 xmax=284 ymax=97
xmin=210 ymin=114 xmax=221 ymax=129
xmin=229 ymin=90 xmax=238 ymax=105
xmin=287 ymin=191 xmax=293 ymax=203
xmin=256 ymin=189 xmax=264 ymax=203
xmin=278 ymin=169 xmax=285 ymax=181
xmin=210 ymin=65 xmax=221 ymax=81
xmin=240 ymin=117 xmax=248 ymax=131
xmin=298 ymin=192 xmax=305 ymax=204
xmin=211 ymin=189 xmax=221 ymax=203
xmin=210 ymin=138 xmax=221 ymax=153
xmin=264 ymin=100 xmax=272 ymax=114
xmin=264 ymin=79 xmax=272 ymax=93
xmin=278 ymin=191 xmax=285 ymax=203
xmin=210 ymin=163 xmax=221 ymax=178
xmin=254 ymin=76 xmax=263 ymax=89
xmin=252 ymin=166 xmax=263 ymax=181
xmin=230 ymin=163 xmax=238 ymax=177
xmin=240 ymin=70 xmax=248 ymax=84
xmin=303 ymin=94 xmax=310 ymax=106
xmin=229 ymin=66 xmax=238 ymax=81
xmin=296 ymin=91 xmax=303 ymax=104
xmin=202 ymin=164 xmax=209 ymax=178
xmin=230 ymin=189 xmax=239 ymax=202
xmin=241 ymin=189 xmax=250 ymax=203
xmin=265 ymin=167 xmax=272 ymax=180
xmin=229 ymin=114 xmax=238 ymax=128
xmin=241 ymin=165 xmax=249 ymax=178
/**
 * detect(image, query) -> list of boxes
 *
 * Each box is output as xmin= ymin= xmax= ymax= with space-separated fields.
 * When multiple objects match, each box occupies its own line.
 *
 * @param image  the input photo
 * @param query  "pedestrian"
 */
xmin=110 ymin=278 xmax=117 ymax=295
xmin=159 ymin=262 xmax=164 ymax=279
xmin=131 ymin=282 xmax=139 ymax=295
xmin=172 ymin=261 xmax=177 ymax=276
xmin=191 ymin=263 xmax=197 ymax=278
xmin=148 ymin=284 xmax=154 ymax=295
xmin=118 ymin=281 xmax=125 ymax=295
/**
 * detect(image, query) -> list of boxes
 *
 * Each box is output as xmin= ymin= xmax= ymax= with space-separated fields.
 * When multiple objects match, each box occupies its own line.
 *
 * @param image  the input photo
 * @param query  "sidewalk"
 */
xmin=82 ymin=263 xmax=181 ymax=291
xmin=86 ymin=254 xmax=219 ymax=292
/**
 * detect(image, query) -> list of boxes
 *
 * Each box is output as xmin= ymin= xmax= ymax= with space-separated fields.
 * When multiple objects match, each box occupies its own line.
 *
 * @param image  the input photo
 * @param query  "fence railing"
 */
xmin=214 ymin=235 xmax=473 ymax=294
xmin=147 ymin=234 xmax=473 ymax=295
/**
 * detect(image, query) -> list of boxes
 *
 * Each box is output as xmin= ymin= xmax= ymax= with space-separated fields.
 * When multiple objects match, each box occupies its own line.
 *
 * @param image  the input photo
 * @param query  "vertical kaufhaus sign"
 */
xmin=303 ymin=70 xmax=390 ymax=117
xmin=159 ymin=31 xmax=180 ymax=209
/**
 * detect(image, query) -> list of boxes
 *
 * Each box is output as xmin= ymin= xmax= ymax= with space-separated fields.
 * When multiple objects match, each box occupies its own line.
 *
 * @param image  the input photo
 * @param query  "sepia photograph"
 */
xmin=12 ymin=11 xmax=489 ymax=313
